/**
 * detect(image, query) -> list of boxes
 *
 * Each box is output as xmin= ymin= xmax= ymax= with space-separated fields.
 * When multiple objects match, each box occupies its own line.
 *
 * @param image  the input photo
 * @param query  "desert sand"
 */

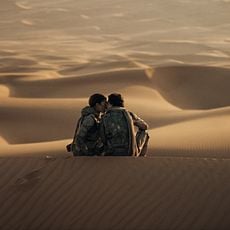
xmin=0 ymin=0 xmax=230 ymax=229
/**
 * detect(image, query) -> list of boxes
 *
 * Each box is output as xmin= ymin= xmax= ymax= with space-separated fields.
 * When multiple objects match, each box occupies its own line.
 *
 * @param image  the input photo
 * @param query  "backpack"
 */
xmin=101 ymin=108 xmax=137 ymax=156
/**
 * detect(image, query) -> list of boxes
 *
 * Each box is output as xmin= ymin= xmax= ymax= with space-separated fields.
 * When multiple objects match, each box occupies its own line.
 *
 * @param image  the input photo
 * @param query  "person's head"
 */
xmin=89 ymin=93 xmax=107 ymax=113
xmin=108 ymin=93 xmax=124 ymax=108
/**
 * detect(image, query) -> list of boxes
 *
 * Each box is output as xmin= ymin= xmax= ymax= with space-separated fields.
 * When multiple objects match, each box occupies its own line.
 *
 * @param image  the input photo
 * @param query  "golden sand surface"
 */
xmin=0 ymin=0 xmax=230 ymax=229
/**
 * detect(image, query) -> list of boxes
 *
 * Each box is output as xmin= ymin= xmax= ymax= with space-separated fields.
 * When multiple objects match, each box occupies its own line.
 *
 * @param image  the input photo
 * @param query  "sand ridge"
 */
xmin=0 ymin=65 xmax=230 ymax=156
xmin=0 ymin=157 xmax=229 ymax=230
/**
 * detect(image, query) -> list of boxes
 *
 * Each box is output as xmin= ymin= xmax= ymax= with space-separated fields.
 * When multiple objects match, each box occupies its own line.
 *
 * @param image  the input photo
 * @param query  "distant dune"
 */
xmin=153 ymin=66 xmax=230 ymax=109
xmin=0 ymin=66 xmax=230 ymax=157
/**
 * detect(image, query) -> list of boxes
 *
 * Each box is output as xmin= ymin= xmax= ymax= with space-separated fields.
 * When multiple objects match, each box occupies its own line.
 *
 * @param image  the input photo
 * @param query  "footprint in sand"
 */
xmin=14 ymin=168 xmax=43 ymax=190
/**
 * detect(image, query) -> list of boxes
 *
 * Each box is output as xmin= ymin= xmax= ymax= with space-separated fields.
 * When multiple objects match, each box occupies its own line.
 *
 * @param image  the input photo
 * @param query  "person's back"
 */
xmin=101 ymin=106 xmax=137 ymax=156
xmin=74 ymin=106 xmax=100 ymax=156
xmin=100 ymin=93 xmax=149 ymax=156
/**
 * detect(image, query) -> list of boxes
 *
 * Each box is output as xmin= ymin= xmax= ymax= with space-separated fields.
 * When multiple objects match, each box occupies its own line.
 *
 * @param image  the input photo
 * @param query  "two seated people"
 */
xmin=67 ymin=93 xmax=149 ymax=156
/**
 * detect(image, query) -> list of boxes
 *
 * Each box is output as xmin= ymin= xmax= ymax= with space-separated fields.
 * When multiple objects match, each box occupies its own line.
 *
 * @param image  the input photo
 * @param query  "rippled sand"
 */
xmin=0 ymin=0 xmax=230 ymax=229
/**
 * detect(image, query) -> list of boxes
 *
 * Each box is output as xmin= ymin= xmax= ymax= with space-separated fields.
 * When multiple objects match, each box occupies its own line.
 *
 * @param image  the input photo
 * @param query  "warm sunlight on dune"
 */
xmin=0 ymin=85 xmax=10 ymax=97
xmin=0 ymin=0 xmax=230 ymax=229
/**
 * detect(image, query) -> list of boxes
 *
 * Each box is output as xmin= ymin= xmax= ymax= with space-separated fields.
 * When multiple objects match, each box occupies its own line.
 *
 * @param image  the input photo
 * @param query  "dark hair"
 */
xmin=108 ymin=93 xmax=124 ymax=107
xmin=88 ymin=93 xmax=106 ymax=107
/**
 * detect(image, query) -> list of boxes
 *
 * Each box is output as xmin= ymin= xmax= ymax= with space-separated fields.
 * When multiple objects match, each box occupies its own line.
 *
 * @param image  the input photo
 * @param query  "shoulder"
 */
xmin=128 ymin=111 xmax=138 ymax=120
xmin=81 ymin=114 xmax=96 ymax=127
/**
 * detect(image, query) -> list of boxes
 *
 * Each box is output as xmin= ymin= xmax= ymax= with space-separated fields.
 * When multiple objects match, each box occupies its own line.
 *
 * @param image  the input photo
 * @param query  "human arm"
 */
xmin=129 ymin=112 xmax=149 ymax=130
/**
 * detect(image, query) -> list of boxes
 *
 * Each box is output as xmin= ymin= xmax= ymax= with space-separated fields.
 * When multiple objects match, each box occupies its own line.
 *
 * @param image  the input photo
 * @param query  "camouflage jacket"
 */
xmin=73 ymin=106 xmax=102 ymax=156
xmin=100 ymin=107 xmax=148 ymax=156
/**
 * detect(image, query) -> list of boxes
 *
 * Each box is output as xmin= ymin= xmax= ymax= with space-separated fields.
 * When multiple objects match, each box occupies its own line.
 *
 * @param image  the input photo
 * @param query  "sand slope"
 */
xmin=0 ymin=157 xmax=229 ymax=230
xmin=0 ymin=0 xmax=230 ymax=229
xmin=1 ymin=66 xmax=230 ymax=157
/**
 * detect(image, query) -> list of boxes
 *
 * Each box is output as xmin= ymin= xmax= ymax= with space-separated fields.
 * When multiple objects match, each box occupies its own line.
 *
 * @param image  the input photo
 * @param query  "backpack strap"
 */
xmin=122 ymin=109 xmax=138 ymax=156
xmin=66 ymin=116 xmax=82 ymax=153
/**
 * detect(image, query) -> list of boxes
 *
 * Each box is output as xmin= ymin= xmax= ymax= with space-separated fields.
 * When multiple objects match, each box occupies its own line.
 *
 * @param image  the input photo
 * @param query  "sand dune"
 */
xmin=0 ymin=0 xmax=230 ymax=229
xmin=1 ymin=64 xmax=230 ymax=110
xmin=149 ymin=111 xmax=230 ymax=157
xmin=152 ymin=66 xmax=230 ymax=109
xmin=1 ymin=64 xmax=230 ymax=156
xmin=1 ymin=68 xmax=230 ymax=155
xmin=0 ymin=139 xmax=69 ymax=157
xmin=0 ymin=157 xmax=229 ymax=230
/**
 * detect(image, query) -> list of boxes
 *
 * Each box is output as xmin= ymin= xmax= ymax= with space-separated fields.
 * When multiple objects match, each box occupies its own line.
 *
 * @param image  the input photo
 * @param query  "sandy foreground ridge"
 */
xmin=0 ymin=0 xmax=230 ymax=229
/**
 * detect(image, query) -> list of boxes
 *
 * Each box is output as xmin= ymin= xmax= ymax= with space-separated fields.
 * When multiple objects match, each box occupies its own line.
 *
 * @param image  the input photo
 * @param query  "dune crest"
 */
xmin=15 ymin=2 xmax=32 ymax=10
